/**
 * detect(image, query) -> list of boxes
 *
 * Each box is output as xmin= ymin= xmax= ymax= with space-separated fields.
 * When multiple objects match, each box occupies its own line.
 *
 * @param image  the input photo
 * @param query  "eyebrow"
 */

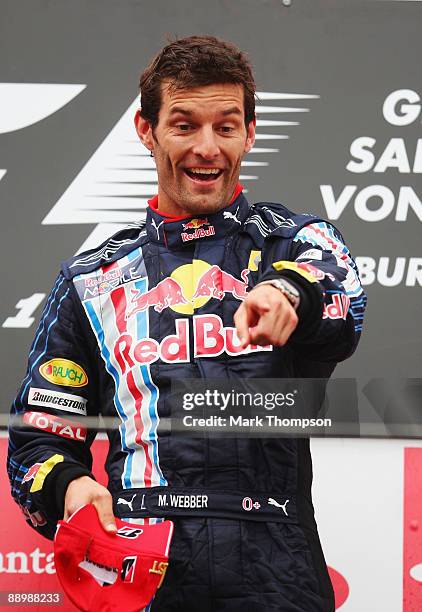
xmin=169 ymin=106 xmax=243 ymax=117
xmin=169 ymin=107 xmax=193 ymax=117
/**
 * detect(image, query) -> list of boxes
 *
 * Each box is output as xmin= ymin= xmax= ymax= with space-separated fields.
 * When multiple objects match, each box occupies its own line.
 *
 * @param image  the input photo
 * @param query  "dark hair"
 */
xmin=139 ymin=35 xmax=256 ymax=128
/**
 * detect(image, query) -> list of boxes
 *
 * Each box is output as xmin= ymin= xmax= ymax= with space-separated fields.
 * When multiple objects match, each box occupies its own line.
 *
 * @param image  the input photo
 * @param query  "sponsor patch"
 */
xmin=126 ymin=265 xmax=250 ymax=318
xmin=30 ymin=454 xmax=64 ymax=493
xmin=182 ymin=217 xmax=210 ymax=231
xmin=322 ymin=293 xmax=350 ymax=320
xmin=78 ymin=257 xmax=143 ymax=300
xmin=148 ymin=560 xmax=169 ymax=588
xmin=117 ymin=527 xmax=144 ymax=540
xmin=296 ymin=248 xmax=323 ymax=261
xmin=39 ymin=358 xmax=88 ymax=387
xmin=181 ymin=218 xmax=215 ymax=242
xmin=248 ymin=250 xmax=262 ymax=272
xmin=114 ymin=314 xmax=271 ymax=368
xmin=24 ymin=411 xmax=87 ymax=442
xmin=272 ymin=260 xmax=322 ymax=283
xmin=79 ymin=558 xmax=118 ymax=585
xmin=121 ymin=556 xmax=137 ymax=583
xmin=28 ymin=387 xmax=87 ymax=415
xmin=181 ymin=226 xmax=215 ymax=242
xmin=22 ymin=463 xmax=42 ymax=483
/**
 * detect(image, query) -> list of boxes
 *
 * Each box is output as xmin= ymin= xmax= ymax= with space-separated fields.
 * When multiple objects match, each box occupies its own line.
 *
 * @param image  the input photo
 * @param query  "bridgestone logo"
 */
xmin=28 ymin=387 xmax=87 ymax=415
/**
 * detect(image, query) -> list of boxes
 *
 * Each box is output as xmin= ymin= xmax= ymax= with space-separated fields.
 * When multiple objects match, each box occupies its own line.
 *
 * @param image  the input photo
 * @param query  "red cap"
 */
xmin=54 ymin=504 xmax=174 ymax=611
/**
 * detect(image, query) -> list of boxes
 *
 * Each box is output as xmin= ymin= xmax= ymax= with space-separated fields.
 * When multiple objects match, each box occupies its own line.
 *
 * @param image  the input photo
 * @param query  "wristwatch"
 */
xmin=256 ymin=278 xmax=301 ymax=310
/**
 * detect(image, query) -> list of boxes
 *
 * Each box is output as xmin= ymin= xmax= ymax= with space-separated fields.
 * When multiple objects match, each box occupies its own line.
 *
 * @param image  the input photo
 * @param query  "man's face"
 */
xmin=135 ymin=82 xmax=255 ymax=216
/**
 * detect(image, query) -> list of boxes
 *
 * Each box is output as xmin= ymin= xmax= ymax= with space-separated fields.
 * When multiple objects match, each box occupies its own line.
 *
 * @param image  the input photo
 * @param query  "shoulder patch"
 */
xmin=61 ymin=223 xmax=147 ymax=280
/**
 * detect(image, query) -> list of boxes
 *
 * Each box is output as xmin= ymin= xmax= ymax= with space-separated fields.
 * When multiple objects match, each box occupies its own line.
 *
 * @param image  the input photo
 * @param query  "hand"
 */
xmin=234 ymin=285 xmax=298 ymax=349
xmin=64 ymin=475 xmax=117 ymax=533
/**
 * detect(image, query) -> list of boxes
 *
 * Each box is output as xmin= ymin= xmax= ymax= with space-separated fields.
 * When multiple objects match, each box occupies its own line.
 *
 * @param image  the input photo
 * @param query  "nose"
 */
xmin=191 ymin=126 xmax=220 ymax=160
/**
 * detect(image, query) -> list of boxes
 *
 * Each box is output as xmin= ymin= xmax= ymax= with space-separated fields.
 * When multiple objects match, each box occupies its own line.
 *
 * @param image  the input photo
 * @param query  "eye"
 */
xmin=219 ymin=126 xmax=235 ymax=133
xmin=177 ymin=124 xmax=192 ymax=131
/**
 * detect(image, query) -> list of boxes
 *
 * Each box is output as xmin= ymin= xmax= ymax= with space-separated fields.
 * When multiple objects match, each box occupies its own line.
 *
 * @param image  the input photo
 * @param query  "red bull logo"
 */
xmin=114 ymin=315 xmax=271 ymax=369
xmin=193 ymin=266 xmax=249 ymax=301
xmin=85 ymin=268 xmax=121 ymax=287
xmin=22 ymin=463 xmax=42 ymax=483
xmin=272 ymin=260 xmax=322 ymax=284
xmin=127 ymin=278 xmax=188 ymax=317
xmin=181 ymin=226 xmax=215 ymax=242
xmin=322 ymin=293 xmax=350 ymax=320
xmin=296 ymin=261 xmax=326 ymax=281
xmin=182 ymin=218 xmax=210 ymax=230
xmin=181 ymin=218 xmax=215 ymax=242
xmin=126 ymin=264 xmax=249 ymax=319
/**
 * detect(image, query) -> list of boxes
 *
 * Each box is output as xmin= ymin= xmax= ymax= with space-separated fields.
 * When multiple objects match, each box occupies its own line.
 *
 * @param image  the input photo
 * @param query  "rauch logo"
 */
xmin=39 ymin=359 xmax=88 ymax=387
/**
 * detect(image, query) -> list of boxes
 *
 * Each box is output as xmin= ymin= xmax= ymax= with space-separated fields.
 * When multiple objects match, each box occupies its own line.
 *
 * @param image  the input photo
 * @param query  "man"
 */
xmin=8 ymin=36 xmax=366 ymax=611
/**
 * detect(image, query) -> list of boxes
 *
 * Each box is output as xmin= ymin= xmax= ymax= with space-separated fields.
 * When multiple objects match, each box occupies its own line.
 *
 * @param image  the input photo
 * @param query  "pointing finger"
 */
xmin=234 ymin=303 xmax=251 ymax=348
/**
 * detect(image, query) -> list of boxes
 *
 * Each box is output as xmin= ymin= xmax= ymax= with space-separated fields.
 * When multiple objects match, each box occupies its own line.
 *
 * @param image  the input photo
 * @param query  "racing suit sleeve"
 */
xmin=259 ymin=221 xmax=366 ymax=362
xmin=7 ymin=273 xmax=99 ymax=540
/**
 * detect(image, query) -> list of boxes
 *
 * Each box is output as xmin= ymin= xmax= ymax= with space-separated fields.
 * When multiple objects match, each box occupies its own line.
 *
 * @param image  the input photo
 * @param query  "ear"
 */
xmin=134 ymin=110 xmax=154 ymax=152
xmin=244 ymin=116 xmax=256 ymax=154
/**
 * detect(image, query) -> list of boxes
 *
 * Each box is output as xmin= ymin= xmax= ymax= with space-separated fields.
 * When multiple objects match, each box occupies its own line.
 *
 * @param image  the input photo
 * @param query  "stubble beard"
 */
xmin=164 ymin=160 xmax=242 ymax=216
xmin=174 ymin=184 xmax=229 ymax=216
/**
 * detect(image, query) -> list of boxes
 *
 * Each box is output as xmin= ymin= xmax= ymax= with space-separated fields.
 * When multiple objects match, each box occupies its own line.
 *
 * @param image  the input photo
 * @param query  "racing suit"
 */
xmin=8 ymin=186 xmax=366 ymax=611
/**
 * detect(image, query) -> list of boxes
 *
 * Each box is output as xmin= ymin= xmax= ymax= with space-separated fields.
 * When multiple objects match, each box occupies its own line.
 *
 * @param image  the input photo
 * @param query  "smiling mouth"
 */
xmin=184 ymin=168 xmax=223 ymax=182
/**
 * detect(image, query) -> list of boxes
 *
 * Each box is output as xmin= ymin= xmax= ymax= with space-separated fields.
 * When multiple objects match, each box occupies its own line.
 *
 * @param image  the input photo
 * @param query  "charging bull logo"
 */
xmin=127 ymin=278 xmax=188 ymax=316
xmin=126 ymin=261 xmax=249 ymax=318
xmin=181 ymin=218 xmax=215 ymax=242
xmin=22 ymin=463 xmax=42 ymax=483
xmin=193 ymin=266 xmax=249 ymax=301
xmin=182 ymin=218 xmax=209 ymax=230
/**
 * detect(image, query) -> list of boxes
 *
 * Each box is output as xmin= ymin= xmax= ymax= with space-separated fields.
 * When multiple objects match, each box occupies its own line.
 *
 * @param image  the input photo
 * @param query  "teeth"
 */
xmin=188 ymin=168 xmax=221 ymax=175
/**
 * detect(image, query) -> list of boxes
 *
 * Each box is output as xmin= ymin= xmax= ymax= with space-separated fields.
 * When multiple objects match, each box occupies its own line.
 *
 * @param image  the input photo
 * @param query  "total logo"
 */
xmin=23 ymin=411 xmax=87 ymax=442
xmin=127 ymin=261 xmax=249 ymax=317
xmin=39 ymin=358 xmax=88 ymax=387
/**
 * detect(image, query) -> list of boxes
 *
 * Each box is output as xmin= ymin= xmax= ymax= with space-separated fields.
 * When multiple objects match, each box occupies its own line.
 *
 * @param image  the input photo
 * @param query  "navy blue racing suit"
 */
xmin=8 ymin=188 xmax=366 ymax=611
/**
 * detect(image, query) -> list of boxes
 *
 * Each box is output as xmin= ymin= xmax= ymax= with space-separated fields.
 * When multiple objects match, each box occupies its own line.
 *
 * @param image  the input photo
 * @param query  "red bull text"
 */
xmin=181 ymin=226 xmax=215 ymax=242
xmin=114 ymin=315 xmax=272 ymax=368
xmin=322 ymin=293 xmax=350 ymax=320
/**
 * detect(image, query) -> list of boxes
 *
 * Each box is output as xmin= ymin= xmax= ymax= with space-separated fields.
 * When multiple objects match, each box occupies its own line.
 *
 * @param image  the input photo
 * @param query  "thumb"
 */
xmin=95 ymin=498 xmax=117 ymax=533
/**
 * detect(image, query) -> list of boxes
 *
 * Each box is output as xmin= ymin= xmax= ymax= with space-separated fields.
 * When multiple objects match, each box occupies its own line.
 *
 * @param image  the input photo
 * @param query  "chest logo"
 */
xmin=126 ymin=261 xmax=249 ymax=317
